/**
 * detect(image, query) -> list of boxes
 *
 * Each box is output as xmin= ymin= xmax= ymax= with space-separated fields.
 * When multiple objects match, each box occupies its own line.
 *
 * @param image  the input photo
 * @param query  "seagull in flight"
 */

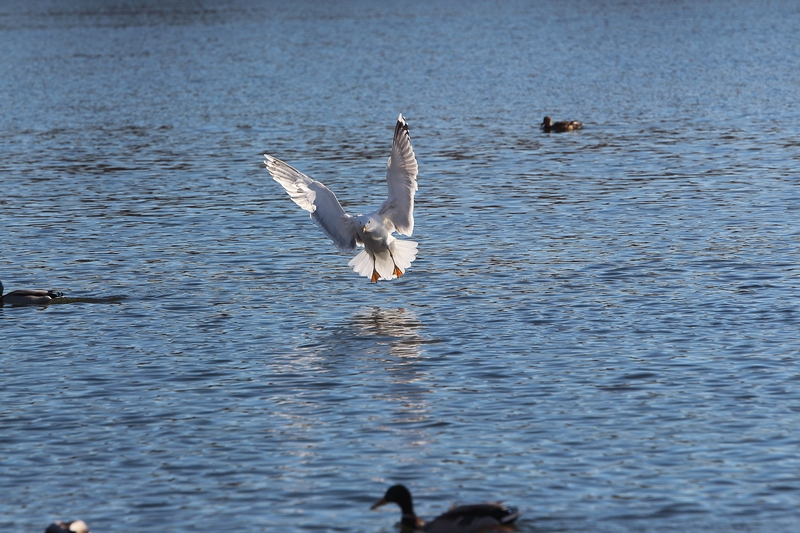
xmin=265 ymin=114 xmax=419 ymax=282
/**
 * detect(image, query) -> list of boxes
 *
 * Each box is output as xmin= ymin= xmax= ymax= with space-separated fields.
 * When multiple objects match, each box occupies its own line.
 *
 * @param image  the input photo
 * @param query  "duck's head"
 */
xmin=371 ymin=484 xmax=414 ymax=513
xmin=541 ymin=116 xmax=553 ymax=127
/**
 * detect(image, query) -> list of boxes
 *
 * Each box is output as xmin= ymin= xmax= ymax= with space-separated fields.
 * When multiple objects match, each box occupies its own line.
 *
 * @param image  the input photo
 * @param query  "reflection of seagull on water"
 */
xmin=265 ymin=114 xmax=419 ymax=282
xmin=357 ymin=307 xmax=420 ymax=337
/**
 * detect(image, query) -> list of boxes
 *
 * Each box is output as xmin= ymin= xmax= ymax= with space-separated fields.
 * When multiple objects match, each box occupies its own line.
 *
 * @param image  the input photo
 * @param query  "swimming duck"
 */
xmin=0 ymin=280 xmax=64 ymax=306
xmin=540 ymin=116 xmax=583 ymax=132
xmin=371 ymin=484 xmax=523 ymax=533
xmin=45 ymin=520 xmax=90 ymax=533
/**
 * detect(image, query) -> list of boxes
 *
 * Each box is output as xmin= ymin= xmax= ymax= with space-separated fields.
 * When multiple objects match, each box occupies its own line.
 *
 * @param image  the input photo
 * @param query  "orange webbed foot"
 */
xmin=393 ymin=266 xmax=403 ymax=278
xmin=371 ymin=270 xmax=380 ymax=283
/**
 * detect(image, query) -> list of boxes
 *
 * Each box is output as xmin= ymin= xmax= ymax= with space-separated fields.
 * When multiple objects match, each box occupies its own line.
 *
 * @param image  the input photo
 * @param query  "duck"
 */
xmin=540 ymin=116 xmax=583 ymax=132
xmin=371 ymin=484 xmax=523 ymax=533
xmin=1 ymin=280 xmax=64 ymax=306
xmin=45 ymin=520 xmax=90 ymax=533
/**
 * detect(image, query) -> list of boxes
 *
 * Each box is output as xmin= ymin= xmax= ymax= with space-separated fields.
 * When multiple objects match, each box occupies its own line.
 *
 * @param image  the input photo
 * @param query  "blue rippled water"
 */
xmin=2 ymin=1 xmax=800 ymax=532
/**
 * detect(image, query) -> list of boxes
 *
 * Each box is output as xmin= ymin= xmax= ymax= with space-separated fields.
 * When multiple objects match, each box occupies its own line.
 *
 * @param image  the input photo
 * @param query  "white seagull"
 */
xmin=265 ymin=114 xmax=419 ymax=282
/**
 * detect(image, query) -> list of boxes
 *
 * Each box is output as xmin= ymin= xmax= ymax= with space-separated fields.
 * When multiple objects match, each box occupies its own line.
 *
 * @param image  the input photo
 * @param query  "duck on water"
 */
xmin=540 ymin=116 xmax=583 ymax=132
xmin=45 ymin=520 xmax=90 ymax=533
xmin=1 ymin=280 xmax=64 ymax=306
xmin=371 ymin=484 xmax=523 ymax=533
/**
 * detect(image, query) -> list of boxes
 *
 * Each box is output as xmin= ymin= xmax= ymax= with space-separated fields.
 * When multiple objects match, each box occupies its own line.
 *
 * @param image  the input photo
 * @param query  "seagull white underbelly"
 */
xmin=359 ymin=226 xmax=394 ymax=255
xmin=348 ymin=224 xmax=418 ymax=282
xmin=358 ymin=229 xmax=395 ymax=281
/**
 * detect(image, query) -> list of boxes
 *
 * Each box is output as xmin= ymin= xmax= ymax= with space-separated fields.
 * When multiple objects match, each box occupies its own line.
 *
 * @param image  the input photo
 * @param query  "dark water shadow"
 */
xmin=1 ymin=295 xmax=128 ymax=308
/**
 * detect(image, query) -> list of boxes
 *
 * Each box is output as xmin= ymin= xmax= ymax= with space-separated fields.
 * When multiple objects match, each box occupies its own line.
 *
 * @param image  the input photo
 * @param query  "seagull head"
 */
xmin=358 ymin=215 xmax=376 ymax=234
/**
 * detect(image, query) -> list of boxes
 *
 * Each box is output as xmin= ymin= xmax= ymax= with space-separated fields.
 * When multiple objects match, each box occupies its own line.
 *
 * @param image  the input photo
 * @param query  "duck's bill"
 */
xmin=371 ymin=497 xmax=388 ymax=510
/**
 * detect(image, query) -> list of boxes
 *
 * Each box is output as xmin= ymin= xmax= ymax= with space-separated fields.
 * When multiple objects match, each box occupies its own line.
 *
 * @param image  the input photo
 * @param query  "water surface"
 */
xmin=2 ymin=1 xmax=800 ymax=532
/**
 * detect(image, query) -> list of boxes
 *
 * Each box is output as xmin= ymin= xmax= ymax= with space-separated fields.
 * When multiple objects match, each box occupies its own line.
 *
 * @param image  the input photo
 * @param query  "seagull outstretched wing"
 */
xmin=265 ymin=154 xmax=359 ymax=253
xmin=379 ymin=114 xmax=418 ymax=236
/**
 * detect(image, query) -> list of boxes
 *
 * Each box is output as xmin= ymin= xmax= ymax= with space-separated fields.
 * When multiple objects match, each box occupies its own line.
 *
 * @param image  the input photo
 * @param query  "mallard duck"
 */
xmin=45 ymin=520 xmax=90 ymax=533
xmin=371 ymin=484 xmax=523 ymax=533
xmin=0 ymin=280 xmax=64 ymax=306
xmin=540 ymin=116 xmax=583 ymax=132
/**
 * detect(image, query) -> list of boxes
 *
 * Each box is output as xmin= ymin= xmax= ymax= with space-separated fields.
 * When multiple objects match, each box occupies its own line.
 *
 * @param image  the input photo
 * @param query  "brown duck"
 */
xmin=540 ymin=116 xmax=583 ymax=132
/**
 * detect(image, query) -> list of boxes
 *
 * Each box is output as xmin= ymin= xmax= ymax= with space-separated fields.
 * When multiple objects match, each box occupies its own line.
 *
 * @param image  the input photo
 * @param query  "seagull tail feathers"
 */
xmin=390 ymin=239 xmax=418 ymax=274
xmin=348 ymin=240 xmax=418 ymax=282
xmin=348 ymin=250 xmax=374 ymax=279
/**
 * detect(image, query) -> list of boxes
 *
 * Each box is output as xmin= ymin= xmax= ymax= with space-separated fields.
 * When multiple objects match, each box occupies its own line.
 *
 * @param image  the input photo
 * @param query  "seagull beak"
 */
xmin=371 ymin=497 xmax=388 ymax=510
